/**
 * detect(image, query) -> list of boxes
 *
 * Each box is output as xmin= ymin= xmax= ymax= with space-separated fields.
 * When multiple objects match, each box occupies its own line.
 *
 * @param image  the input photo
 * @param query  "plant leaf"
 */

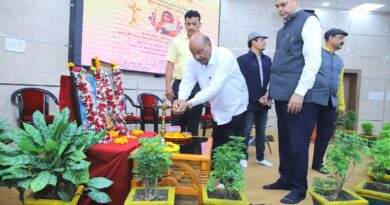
xmin=23 ymin=123 xmax=44 ymax=146
xmin=33 ymin=111 xmax=51 ymax=142
xmin=58 ymin=191 xmax=71 ymax=202
xmin=0 ymin=141 xmax=16 ymax=152
xmin=63 ymin=169 xmax=89 ymax=184
xmin=88 ymin=191 xmax=111 ymax=203
xmin=19 ymin=139 xmax=44 ymax=154
xmin=69 ymin=151 xmax=86 ymax=161
xmin=30 ymin=171 xmax=51 ymax=192
xmin=44 ymin=139 xmax=58 ymax=152
xmin=87 ymin=177 xmax=113 ymax=189
xmin=0 ymin=154 xmax=34 ymax=166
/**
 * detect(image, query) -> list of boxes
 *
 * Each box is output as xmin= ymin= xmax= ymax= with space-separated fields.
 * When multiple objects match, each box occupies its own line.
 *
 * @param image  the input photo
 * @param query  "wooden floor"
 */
xmin=0 ymin=130 xmax=370 ymax=205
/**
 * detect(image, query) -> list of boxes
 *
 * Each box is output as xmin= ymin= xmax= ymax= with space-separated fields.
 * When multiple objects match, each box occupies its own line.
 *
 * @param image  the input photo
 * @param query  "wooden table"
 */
xmin=131 ymin=136 xmax=213 ymax=205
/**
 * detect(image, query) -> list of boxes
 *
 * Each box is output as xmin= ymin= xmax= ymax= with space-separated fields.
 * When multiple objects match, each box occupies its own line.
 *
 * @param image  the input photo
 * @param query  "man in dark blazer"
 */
xmin=237 ymin=31 xmax=272 ymax=168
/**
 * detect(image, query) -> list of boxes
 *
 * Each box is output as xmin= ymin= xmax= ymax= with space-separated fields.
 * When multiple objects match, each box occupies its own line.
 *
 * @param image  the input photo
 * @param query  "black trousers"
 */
xmin=312 ymin=99 xmax=336 ymax=168
xmin=211 ymin=111 xmax=247 ymax=159
xmin=171 ymin=80 xmax=203 ymax=135
xmin=274 ymin=101 xmax=316 ymax=196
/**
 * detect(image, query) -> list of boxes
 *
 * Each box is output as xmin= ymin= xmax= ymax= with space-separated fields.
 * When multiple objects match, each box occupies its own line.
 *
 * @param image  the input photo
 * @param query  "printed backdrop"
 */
xmin=81 ymin=0 xmax=221 ymax=74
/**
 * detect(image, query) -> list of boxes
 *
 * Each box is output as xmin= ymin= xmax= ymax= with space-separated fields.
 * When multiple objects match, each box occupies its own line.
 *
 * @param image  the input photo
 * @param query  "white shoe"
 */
xmin=240 ymin=159 xmax=248 ymax=168
xmin=216 ymin=183 xmax=225 ymax=188
xmin=256 ymin=159 xmax=273 ymax=167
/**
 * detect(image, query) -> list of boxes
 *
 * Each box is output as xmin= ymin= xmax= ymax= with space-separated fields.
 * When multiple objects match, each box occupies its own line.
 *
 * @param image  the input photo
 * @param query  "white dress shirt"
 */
xmin=294 ymin=12 xmax=322 ymax=96
xmin=179 ymin=46 xmax=248 ymax=125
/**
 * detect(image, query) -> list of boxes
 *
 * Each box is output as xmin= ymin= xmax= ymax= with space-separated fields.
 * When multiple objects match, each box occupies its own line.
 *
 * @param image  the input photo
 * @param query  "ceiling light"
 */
xmin=322 ymin=2 xmax=330 ymax=7
xmin=351 ymin=3 xmax=385 ymax=12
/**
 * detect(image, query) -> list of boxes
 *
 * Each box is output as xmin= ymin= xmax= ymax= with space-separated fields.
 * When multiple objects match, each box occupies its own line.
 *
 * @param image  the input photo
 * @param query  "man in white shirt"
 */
xmin=262 ymin=0 xmax=322 ymax=204
xmin=172 ymin=32 xmax=248 ymax=155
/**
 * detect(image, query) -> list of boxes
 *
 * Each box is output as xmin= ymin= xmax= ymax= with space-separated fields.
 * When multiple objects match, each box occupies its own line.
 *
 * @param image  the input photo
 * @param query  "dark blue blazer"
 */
xmin=237 ymin=51 xmax=271 ymax=111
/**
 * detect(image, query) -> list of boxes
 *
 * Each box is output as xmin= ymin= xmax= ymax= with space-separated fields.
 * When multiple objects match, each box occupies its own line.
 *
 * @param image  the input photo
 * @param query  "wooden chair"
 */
xmin=11 ymin=87 xmax=59 ymax=128
xmin=137 ymin=93 xmax=171 ymax=132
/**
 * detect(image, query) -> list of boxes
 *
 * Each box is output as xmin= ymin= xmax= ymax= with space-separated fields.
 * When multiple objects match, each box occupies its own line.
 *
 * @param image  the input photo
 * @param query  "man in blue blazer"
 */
xmin=237 ymin=31 xmax=273 ymax=168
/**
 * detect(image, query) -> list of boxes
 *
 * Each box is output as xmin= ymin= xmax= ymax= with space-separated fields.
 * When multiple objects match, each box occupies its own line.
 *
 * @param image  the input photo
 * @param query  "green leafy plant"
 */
xmin=312 ymin=130 xmax=367 ymax=201
xmin=0 ymin=108 xmax=112 ymax=203
xmin=0 ymin=120 xmax=12 ymax=144
xmin=131 ymin=136 xmax=172 ymax=201
xmin=382 ymin=122 xmax=390 ymax=131
xmin=207 ymin=136 xmax=246 ymax=200
xmin=334 ymin=109 xmax=346 ymax=128
xmin=361 ymin=121 xmax=375 ymax=135
xmin=367 ymin=137 xmax=390 ymax=192
xmin=380 ymin=129 xmax=390 ymax=138
xmin=344 ymin=110 xmax=357 ymax=130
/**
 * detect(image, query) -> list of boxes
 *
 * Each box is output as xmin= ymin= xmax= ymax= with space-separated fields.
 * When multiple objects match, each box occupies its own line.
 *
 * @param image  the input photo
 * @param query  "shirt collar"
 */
xmin=323 ymin=44 xmax=335 ymax=55
xmin=285 ymin=8 xmax=303 ymax=24
xmin=208 ymin=44 xmax=217 ymax=65
xmin=248 ymin=50 xmax=263 ymax=58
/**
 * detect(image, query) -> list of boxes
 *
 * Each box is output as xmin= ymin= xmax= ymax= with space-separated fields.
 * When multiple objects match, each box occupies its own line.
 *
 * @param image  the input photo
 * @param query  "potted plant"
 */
xmin=308 ymin=130 xmax=368 ymax=205
xmin=383 ymin=123 xmax=390 ymax=131
xmin=360 ymin=121 xmax=379 ymax=146
xmin=344 ymin=110 xmax=357 ymax=133
xmin=355 ymin=136 xmax=390 ymax=204
xmin=0 ymin=120 xmax=11 ymax=144
xmin=0 ymin=108 xmax=113 ymax=204
xmin=202 ymin=136 xmax=249 ymax=205
xmin=124 ymin=136 xmax=175 ymax=205
xmin=379 ymin=123 xmax=390 ymax=139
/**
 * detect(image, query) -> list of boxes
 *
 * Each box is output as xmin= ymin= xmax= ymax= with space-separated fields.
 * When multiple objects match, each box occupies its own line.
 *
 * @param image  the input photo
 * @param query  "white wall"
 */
xmin=1 ymin=0 xmax=389 ymax=133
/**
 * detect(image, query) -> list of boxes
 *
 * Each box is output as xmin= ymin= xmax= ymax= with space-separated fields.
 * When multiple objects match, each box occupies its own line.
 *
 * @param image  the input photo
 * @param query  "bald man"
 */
xmin=172 ymin=32 xmax=248 ymax=156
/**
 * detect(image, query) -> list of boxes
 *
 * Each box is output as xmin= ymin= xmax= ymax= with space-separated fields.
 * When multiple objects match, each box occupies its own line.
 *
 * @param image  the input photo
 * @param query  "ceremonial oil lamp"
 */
xmin=157 ymin=96 xmax=172 ymax=143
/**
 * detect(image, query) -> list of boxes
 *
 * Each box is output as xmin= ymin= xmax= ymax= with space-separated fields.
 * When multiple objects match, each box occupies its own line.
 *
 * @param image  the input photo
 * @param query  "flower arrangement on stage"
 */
xmin=92 ymin=57 xmax=128 ymax=136
xmin=111 ymin=63 xmax=125 ymax=115
xmin=70 ymin=58 xmax=130 ymax=144
xmin=71 ymin=66 xmax=105 ymax=133
xmin=109 ymin=130 xmax=129 ymax=144
xmin=163 ymin=141 xmax=180 ymax=153
xmin=131 ymin=129 xmax=145 ymax=136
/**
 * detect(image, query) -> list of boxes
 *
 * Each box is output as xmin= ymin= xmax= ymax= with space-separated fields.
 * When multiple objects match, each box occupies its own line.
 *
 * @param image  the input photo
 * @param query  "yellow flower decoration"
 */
xmin=114 ymin=137 xmax=128 ymax=144
xmin=129 ymin=135 xmax=137 ymax=139
xmin=163 ymin=141 xmax=180 ymax=153
xmin=67 ymin=62 xmax=75 ymax=69
xmin=131 ymin=130 xmax=144 ymax=136
xmin=93 ymin=56 xmax=101 ymax=67
xmin=111 ymin=63 xmax=118 ymax=71
xmin=164 ymin=131 xmax=192 ymax=139
xmin=90 ymin=66 xmax=96 ymax=72
xmin=109 ymin=130 xmax=119 ymax=138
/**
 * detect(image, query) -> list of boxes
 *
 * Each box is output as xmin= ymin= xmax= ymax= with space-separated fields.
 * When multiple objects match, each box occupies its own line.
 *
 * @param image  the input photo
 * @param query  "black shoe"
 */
xmin=280 ymin=192 xmax=306 ymax=204
xmin=266 ymin=135 xmax=274 ymax=141
xmin=312 ymin=165 xmax=329 ymax=174
xmin=263 ymin=182 xmax=291 ymax=190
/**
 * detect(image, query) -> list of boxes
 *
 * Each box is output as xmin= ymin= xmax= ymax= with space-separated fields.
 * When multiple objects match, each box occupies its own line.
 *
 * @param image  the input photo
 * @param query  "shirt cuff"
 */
xmin=338 ymin=104 xmax=345 ymax=111
xmin=294 ymin=83 xmax=309 ymax=97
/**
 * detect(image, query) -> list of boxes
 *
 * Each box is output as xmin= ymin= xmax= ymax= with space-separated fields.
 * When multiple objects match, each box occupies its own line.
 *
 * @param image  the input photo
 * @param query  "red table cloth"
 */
xmin=78 ymin=132 xmax=156 ymax=205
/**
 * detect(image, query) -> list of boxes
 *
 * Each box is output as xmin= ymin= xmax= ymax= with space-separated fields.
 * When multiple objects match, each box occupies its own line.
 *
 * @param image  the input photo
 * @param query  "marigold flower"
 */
xmin=67 ymin=62 xmax=75 ymax=69
xmin=109 ymin=130 xmax=119 ymax=138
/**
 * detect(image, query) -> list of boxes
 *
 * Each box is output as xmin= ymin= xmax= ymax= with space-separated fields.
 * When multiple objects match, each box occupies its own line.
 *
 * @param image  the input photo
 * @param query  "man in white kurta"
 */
xmin=173 ymin=32 xmax=248 ymax=155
